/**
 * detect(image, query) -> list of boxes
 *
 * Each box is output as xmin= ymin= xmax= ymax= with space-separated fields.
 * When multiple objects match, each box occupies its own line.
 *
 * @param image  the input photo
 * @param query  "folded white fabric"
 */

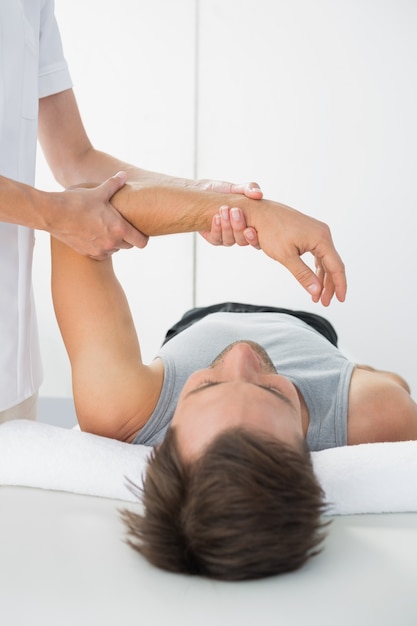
xmin=312 ymin=440 xmax=417 ymax=515
xmin=1 ymin=420 xmax=416 ymax=515
xmin=0 ymin=420 xmax=150 ymax=503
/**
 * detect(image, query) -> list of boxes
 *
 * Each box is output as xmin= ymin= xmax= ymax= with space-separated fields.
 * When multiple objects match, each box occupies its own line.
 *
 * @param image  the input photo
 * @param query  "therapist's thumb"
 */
xmin=101 ymin=170 xmax=128 ymax=199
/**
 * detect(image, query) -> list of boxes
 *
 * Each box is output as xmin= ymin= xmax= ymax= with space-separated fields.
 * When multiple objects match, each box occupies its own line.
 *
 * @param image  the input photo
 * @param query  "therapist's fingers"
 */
xmin=243 ymin=227 xmax=261 ymax=249
xmin=103 ymin=172 xmax=149 ymax=250
xmin=229 ymin=182 xmax=263 ymax=200
xmin=197 ymin=178 xmax=263 ymax=200
xmin=200 ymin=205 xmax=262 ymax=249
xmin=219 ymin=206 xmax=244 ymax=246
xmin=228 ymin=207 xmax=260 ymax=247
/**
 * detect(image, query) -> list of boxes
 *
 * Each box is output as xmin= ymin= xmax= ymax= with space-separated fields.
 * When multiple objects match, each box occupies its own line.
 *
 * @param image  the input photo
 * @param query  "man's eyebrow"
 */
xmin=184 ymin=381 xmax=295 ymax=409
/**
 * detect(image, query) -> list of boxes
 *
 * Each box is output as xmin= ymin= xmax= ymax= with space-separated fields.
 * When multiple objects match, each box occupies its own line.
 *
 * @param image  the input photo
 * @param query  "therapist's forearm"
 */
xmin=0 ymin=175 xmax=58 ymax=230
xmin=60 ymin=146 xmax=184 ymax=190
xmin=39 ymin=90 xmax=184 ymax=190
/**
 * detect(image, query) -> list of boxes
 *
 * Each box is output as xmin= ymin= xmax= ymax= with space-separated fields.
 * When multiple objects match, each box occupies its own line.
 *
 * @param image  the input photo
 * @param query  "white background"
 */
xmin=34 ymin=0 xmax=417 ymax=403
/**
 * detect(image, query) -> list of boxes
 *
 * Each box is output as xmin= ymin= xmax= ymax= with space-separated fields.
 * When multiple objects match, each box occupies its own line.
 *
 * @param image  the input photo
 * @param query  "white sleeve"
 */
xmin=38 ymin=0 xmax=72 ymax=98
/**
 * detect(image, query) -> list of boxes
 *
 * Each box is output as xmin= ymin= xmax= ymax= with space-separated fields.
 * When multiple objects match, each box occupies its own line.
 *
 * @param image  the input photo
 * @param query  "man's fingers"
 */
xmin=289 ymin=256 xmax=346 ymax=307
xmin=317 ymin=251 xmax=347 ymax=304
xmin=283 ymin=256 xmax=325 ymax=303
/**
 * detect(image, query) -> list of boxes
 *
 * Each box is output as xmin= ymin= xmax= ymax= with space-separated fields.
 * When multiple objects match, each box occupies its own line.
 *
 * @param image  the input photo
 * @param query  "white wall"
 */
xmin=194 ymin=0 xmax=417 ymax=389
xmin=34 ymin=0 xmax=417 ymax=402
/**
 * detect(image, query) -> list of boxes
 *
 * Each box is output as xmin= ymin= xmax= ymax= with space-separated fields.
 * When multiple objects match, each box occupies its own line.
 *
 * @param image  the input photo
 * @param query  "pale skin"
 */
xmin=171 ymin=341 xmax=307 ymax=460
xmin=110 ymin=176 xmax=347 ymax=306
xmin=8 ymin=54 xmax=412 ymax=449
xmin=0 ymin=85 xmax=347 ymax=305
xmin=172 ymin=344 xmax=417 ymax=460
xmin=1 ymin=88 xmax=263 ymax=259
xmin=51 ymin=206 xmax=417 ymax=454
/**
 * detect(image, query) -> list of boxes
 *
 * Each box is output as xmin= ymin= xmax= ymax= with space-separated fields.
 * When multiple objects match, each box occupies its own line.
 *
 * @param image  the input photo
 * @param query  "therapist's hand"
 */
xmin=200 ymin=205 xmax=260 ymax=248
xmin=190 ymin=178 xmax=263 ymax=248
xmin=53 ymin=172 xmax=149 ymax=260
xmin=194 ymin=178 xmax=263 ymax=201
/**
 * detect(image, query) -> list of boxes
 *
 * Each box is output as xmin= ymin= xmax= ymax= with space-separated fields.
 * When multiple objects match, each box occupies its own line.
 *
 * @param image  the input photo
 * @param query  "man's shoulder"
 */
xmin=347 ymin=367 xmax=417 ymax=445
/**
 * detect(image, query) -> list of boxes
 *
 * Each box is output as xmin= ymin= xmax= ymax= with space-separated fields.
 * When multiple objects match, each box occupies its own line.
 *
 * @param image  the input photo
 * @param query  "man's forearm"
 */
xmin=111 ymin=181 xmax=347 ymax=305
xmin=111 ymin=182 xmax=250 ymax=236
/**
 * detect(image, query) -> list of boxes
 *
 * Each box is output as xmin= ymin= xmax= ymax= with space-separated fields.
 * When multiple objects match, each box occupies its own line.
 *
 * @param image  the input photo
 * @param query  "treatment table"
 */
xmin=1 ymin=421 xmax=416 ymax=626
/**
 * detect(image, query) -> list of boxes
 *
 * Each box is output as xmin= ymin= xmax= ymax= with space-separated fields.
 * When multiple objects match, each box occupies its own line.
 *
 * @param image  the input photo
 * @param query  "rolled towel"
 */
xmin=0 ymin=420 xmax=149 ymax=502
xmin=1 ymin=420 xmax=416 ymax=515
xmin=312 ymin=440 xmax=417 ymax=515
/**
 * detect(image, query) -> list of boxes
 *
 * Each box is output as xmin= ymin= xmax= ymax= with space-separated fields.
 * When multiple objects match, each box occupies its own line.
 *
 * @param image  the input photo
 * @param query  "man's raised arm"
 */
xmin=111 ymin=178 xmax=347 ymax=306
xmin=51 ymin=236 xmax=163 ymax=442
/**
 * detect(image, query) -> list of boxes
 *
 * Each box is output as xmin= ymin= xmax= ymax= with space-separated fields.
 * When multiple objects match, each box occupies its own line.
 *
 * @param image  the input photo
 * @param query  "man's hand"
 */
xmin=109 ymin=178 xmax=346 ymax=305
xmin=50 ymin=172 xmax=149 ymax=260
xmin=199 ymin=201 xmax=346 ymax=307
xmin=246 ymin=200 xmax=347 ymax=306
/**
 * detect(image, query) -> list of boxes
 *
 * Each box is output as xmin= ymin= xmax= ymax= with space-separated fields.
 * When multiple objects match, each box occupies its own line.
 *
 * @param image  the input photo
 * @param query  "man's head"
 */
xmin=122 ymin=341 xmax=327 ymax=580
xmin=122 ymin=427 xmax=327 ymax=580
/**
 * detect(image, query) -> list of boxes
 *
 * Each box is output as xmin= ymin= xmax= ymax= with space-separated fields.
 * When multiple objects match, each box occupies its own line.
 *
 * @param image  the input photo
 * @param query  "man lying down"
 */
xmin=51 ymin=177 xmax=417 ymax=581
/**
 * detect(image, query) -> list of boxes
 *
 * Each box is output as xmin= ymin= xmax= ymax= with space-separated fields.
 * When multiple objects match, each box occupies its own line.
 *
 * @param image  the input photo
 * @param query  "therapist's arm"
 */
xmin=37 ymin=89 xmax=262 ymax=258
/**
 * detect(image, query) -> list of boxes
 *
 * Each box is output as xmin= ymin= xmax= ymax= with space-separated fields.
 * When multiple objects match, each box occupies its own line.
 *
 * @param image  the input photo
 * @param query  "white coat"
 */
xmin=0 ymin=0 xmax=72 ymax=409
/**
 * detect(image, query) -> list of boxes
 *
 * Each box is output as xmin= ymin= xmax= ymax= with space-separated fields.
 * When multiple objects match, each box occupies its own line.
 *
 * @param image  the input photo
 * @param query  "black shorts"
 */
xmin=162 ymin=302 xmax=338 ymax=347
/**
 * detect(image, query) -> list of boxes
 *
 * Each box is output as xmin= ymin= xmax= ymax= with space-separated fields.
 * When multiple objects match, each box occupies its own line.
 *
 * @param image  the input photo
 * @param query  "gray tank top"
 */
xmin=132 ymin=312 xmax=354 ymax=451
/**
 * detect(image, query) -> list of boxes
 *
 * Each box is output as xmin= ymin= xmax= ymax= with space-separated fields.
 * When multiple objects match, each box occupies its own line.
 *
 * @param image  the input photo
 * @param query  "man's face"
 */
xmin=171 ymin=341 xmax=304 ymax=459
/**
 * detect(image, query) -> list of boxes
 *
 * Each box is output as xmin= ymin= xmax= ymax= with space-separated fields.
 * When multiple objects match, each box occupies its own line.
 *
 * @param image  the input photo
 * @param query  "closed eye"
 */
xmin=185 ymin=380 xmax=295 ymax=409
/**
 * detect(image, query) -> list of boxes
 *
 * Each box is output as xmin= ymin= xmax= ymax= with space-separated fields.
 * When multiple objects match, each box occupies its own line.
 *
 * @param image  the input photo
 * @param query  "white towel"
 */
xmin=0 ymin=420 xmax=151 ymax=502
xmin=1 ymin=420 xmax=416 ymax=515
xmin=312 ymin=440 xmax=417 ymax=514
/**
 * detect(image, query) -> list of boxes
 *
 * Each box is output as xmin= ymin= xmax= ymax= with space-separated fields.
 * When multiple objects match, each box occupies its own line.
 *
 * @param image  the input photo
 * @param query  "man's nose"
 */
xmin=219 ymin=343 xmax=262 ymax=379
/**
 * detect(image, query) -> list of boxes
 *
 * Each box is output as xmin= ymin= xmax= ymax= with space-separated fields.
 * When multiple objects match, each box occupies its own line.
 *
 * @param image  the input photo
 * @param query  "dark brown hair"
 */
xmin=121 ymin=427 xmax=328 ymax=581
